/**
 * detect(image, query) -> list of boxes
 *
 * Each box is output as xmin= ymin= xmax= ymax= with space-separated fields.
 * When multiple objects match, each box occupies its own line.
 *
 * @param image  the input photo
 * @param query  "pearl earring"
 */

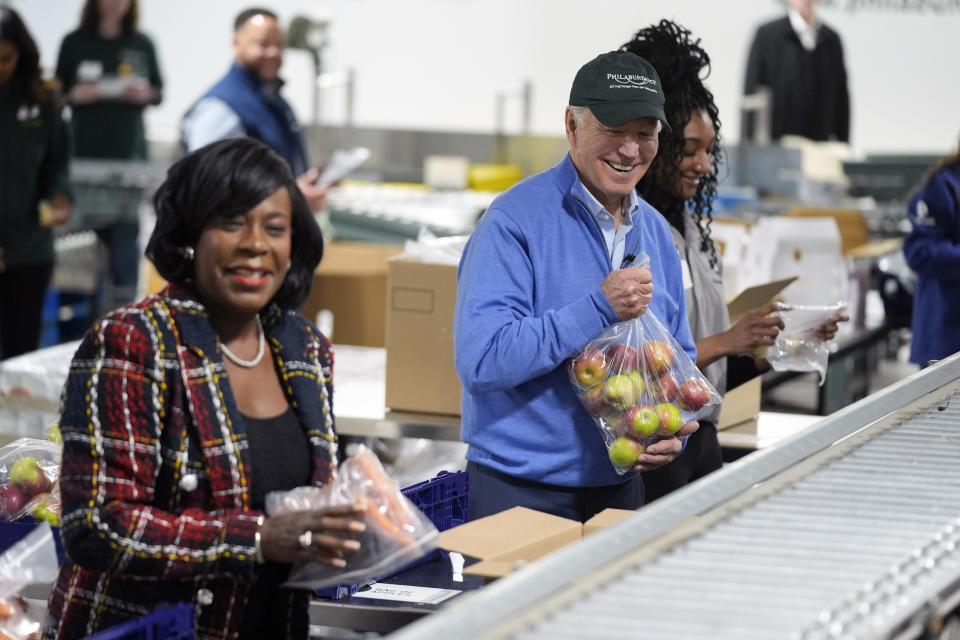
xmin=183 ymin=247 xmax=195 ymax=260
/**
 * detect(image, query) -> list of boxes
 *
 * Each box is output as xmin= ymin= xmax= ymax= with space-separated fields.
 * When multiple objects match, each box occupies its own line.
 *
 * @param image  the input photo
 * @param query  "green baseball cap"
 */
xmin=569 ymin=50 xmax=671 ymax=131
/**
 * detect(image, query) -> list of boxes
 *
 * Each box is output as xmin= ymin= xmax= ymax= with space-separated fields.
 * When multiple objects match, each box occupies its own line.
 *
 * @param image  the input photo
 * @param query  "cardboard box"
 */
xmin=438 ymin=506 xmax=635 ymax=579
xmin=717 ymin=376 xmax=762 ymax=430
xmin=717 ymin=277 xmax=797 ymax=430
xmin=300 ymin=242 xmax=402 ymax=347
xmin=384 ymin=258 xmax=461 ymax=415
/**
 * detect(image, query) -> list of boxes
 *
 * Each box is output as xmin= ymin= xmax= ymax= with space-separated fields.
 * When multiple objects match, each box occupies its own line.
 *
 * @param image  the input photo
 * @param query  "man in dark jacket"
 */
xmin=743 ymin=0 xmax=850 ymax=143
xmin=181 ymin=7 xmax=329 ymax=211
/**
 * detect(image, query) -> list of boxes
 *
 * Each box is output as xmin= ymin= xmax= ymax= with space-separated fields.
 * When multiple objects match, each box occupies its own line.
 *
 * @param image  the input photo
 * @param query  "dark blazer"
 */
xmin=44 ymin=283 xmax=337 ymax=640
xmin=743 ymin=15 xmax=850 ymax=143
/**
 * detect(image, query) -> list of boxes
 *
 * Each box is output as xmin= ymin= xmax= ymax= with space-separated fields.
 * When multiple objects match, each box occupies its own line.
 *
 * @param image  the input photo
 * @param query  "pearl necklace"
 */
xmin=221 ymin=316 xmax=265 ymax=368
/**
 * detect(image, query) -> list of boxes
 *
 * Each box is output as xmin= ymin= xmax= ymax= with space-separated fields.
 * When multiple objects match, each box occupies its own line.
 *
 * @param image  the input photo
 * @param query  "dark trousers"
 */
xmin=467 ymin=461 xmax=645 ymax=523
xmin=641 ymin=420 xmax=722 ymax=503
xmin=0 ymin=262 xmax=53 ymax=359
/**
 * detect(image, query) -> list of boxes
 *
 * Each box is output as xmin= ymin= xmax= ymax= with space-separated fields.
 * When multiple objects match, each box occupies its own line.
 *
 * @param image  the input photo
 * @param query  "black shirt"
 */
xmin=239 ymin=407 xmax=312 ymax=640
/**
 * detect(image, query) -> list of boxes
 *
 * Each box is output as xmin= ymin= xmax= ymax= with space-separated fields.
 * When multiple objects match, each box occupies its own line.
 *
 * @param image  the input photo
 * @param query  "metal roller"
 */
xmin=389 ymin=352 xmax=960 ymax=640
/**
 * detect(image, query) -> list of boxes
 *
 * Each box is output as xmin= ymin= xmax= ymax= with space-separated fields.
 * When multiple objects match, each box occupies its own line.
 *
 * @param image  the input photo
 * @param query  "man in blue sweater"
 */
xmin=454 ymin=51 xmax=699 ymax=522
xmin=181 ymin=7 xmax=328 ymax=212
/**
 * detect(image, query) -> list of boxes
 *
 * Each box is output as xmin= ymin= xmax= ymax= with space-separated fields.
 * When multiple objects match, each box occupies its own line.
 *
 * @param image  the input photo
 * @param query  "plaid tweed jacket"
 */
xmin=44 ymin=284 xmax=337 ymax=640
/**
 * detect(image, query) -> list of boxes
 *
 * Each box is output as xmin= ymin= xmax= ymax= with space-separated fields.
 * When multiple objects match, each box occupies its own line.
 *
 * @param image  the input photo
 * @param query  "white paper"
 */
xmin=316 ymin=147 xmax=370 ymax=187
xmin=352 ymin=583 xmax=461 ymax=605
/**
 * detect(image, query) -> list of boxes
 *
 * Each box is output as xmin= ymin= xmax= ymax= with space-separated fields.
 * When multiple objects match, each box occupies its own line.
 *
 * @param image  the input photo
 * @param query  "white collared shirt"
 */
xmin=572 ymin=181 xmax=642 ymax=269
xmin=788 ymin=6 xmax=820 ymax=51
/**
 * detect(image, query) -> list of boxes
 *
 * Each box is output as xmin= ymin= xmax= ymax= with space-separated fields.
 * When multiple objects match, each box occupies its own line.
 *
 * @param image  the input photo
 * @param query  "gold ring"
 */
xmin=298 ymin=530 xmax=312 ymax=549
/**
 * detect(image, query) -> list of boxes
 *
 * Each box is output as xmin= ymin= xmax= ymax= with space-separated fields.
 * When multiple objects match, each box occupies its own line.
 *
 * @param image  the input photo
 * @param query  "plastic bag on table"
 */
xmin=0 ymin=438 xmax=61 ymax=523
xmin=567 ymin=253 xmax=721 ymax=475
xmin=766 ymin=302 xmax=846 ymax=385
xmin=266 ymin=445 xmax=438 ymax=590
xmin=0 ymin=523 xmax=59 ymax=639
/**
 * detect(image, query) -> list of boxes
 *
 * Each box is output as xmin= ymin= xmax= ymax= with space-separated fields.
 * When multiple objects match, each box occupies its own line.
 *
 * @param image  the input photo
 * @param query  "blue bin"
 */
xmin=83 ymin=602 xmax=195 ymax=640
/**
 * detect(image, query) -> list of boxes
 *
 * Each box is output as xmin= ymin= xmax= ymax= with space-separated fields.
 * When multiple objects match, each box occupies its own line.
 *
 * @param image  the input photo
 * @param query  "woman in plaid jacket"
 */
xmin=44 ymin=138 xmax=365 ymax=639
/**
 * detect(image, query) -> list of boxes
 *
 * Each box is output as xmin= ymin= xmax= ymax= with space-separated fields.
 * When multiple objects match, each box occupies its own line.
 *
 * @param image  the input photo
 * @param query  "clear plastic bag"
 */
xmin=0 ymin=523 xmax=60 ymax=639
xmin=568 ymin=253 xmax=721 ymax=475
xmin=0 ymin=438 xmax=61 ymax=523
xmin=266 ymin=445 xmax=438 ymax=590
xmin=766 ymin=302 xmax=846 ymax=385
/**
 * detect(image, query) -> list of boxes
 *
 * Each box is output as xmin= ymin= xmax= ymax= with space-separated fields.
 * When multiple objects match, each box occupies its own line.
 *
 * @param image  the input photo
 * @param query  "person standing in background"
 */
xmin=0 ymin=6 xmax=72 ymax=360
xmin=55 ymin=0 xmax=162 ymax=309
xmin=742 ymin=0 xmax=850 ymax=143
xmin=903 ymin=136 xmax=960 ymax=368
xmin=181 ymin=7 xmax=330 ymax=214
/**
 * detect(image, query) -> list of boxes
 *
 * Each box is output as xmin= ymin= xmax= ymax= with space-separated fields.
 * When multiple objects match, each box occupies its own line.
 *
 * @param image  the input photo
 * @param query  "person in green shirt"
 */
xmin=55 ymin=0 xmax=162 ymax=309
xmin=0 ymin=6 xmax=73 ymax=359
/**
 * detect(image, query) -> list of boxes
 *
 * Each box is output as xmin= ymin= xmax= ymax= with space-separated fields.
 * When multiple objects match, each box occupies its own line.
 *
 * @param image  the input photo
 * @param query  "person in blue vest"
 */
xmin=181 ymin=7 xmax=329 ymax=212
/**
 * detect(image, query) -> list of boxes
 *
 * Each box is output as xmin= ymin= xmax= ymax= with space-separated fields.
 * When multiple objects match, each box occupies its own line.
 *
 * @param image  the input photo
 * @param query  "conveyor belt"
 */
xmin=389 ymin=353 xmax=960 ymax=640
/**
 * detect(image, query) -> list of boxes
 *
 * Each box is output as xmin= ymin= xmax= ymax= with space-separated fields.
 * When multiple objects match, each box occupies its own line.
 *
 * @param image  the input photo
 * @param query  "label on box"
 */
xmin=352 ymin=583 xmax=461 ymax=604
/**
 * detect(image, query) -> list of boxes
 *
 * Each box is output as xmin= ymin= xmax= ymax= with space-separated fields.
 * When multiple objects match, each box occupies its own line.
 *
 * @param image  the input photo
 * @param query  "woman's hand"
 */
xmin=121 ymin=78 xmax=155 ymax=105
xmin=815 ymin=312 xmax=849 ymax=341
xmin=259 ymin=501 xmax=367 ymax=567
xmin=723 ymin=302 xmax=786 ymax=356
xmin=629 ymin=421 xmax=700 ymax=472
xmin=69 ymin=82 xmax=100 ymax=105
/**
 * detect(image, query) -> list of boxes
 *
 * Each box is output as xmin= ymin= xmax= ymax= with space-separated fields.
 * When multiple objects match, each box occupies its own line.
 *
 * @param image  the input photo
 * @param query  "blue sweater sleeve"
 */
xmin=903 ymin=168 xmax=960 ymax=280
xmin=454 ymin=208 xmax=618 ymax=394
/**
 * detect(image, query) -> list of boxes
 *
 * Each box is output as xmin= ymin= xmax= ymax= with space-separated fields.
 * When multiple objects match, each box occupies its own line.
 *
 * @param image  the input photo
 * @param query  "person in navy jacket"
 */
xmin=903 ymin=137 xmax=960 ymax=367
xmin=454 ymin=51 xmax=699 ymax=523
xmin=182 ymin=7 xmax=329 ymax=213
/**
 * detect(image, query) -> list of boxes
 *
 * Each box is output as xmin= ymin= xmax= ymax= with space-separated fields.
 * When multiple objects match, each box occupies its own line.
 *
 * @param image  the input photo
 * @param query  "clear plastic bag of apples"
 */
xmin=568 ymin=256 xmax=721 ymax=474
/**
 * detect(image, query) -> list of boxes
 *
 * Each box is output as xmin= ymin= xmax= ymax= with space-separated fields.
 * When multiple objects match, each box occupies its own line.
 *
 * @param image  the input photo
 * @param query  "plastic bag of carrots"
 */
xmin=266 ymin=445 xmax=439 ymax=590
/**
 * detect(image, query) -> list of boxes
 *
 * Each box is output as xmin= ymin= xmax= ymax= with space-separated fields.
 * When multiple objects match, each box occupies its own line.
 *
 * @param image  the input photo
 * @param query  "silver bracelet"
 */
xmin=254 ymin=514 xmax=265 ymax=564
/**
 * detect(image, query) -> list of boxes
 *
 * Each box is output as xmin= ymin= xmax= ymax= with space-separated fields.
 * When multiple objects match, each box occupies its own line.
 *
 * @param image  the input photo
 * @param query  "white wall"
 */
xmin=12 ymin=0 xmax=960 ymax=157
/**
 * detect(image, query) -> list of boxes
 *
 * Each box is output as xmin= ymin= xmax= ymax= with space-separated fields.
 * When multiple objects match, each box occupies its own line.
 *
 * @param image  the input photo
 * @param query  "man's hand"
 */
xmin=297 ymin=168 xmax=332 ymax=213
xmin=601 ymin=266 xmax=653 ymax=321
xmin=629 ymin=421 xmax=699 ymax=472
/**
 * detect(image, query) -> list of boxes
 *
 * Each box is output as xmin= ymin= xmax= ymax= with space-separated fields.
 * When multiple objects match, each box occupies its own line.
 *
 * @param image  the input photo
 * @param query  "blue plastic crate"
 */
xmin=0 ymin=518 xmax=66 ymax=564
xmin=83 ymin=602 xmax=194 ymax=640
xmin=315 ymin=470 xmax=469 ymax=600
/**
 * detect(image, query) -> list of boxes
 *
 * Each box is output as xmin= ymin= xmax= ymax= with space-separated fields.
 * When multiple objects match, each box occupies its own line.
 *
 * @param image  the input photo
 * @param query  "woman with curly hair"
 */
xmin=621 ymin=20 xmax=845 ymax=501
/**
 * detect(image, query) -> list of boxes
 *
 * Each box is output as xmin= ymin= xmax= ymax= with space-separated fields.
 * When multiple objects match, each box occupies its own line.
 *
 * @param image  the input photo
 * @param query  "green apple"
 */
xmin=608 ymin=437 xmax=644 ymax=468
xmin=46 ymin=423 xmax=62 ymax=445
xmin=655 ymin=403 xmax=683 ymax=436
xmin=27 ymin=492 xmax=59 ymax=525
xmin=9 ymin=457 xmax=51 ymax=496
xmin=604 ymin=374 xmax=639 ymax=410
xmin=622 ymin=404 xmax=659 ymax=439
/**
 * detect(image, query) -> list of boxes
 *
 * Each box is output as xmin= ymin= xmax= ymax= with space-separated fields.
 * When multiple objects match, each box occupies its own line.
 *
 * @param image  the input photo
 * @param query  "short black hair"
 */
xmin=147 ymin=138 xmax=324 ymax=312
xmin=234 ymin=7 xmax=278 ymax=32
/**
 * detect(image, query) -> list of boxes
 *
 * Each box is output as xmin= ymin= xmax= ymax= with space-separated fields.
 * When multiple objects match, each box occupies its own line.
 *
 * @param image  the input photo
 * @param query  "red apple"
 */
xmin=622 ymin=404 xmax=659 ymax=439
xmin=646 ymin=372 xmax=678 ymax=403
xmin=641 ymin=340 xmax=675 ymax=376
xmin=9 ymin=457 xmax=51 ymax=496
xmin=675 ymin=378 xmax=711 ymax=412
xmin=603 ymin=373 xmax=639 ymax=410
xmin=0 ymin=483 xmax=27 ymax=520
xmin=572 ymin=348 xmax=608 ymax=388
xmin=608 ymin=437 xmax=645 ymax=468
xmin=655 ymin=403 xmax=683 ymax=436
xmin=607 ymin=343 xmax=640 ymax=373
